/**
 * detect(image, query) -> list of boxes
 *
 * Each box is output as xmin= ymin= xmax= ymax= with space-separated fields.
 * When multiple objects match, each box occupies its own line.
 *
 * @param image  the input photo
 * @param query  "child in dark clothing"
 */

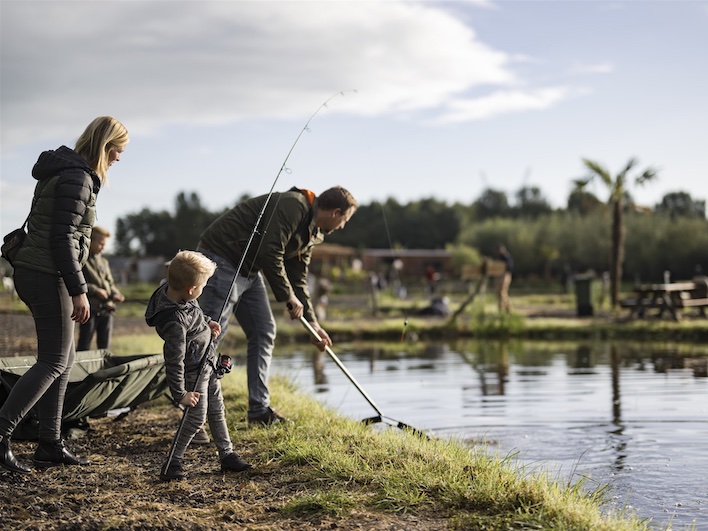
xmin=145 ymin=250 xmax=251 ymax=481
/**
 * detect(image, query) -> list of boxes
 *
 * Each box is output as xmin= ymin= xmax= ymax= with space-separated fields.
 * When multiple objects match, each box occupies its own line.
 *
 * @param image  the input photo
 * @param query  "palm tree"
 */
xmin=574 ymin=158 xmax=658 ymax=309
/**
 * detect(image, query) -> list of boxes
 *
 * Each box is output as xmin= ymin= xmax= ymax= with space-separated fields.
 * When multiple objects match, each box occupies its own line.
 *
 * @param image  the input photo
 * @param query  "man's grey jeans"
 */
xmin=196 ymin=248 xmax=277 ymax=418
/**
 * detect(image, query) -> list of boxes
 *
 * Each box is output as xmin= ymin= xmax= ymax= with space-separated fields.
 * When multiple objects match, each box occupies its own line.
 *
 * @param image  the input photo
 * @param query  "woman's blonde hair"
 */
xmin=168 ymin=251 xmax=217 ymax=290
xmin=74 ymin=116 xmax=129 ymax=182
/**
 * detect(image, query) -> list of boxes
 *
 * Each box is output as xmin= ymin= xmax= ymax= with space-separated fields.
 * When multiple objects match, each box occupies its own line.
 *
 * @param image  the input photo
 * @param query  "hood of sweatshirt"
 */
xmin=145 ymin=283 xmax=190 ymax=328
xmin=32 ymin=145 xmax=95 ymax=182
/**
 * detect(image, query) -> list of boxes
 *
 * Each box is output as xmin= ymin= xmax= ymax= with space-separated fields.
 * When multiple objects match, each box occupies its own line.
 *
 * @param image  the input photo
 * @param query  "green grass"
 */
xmin=110 ymin=333 xmax=163 ymax=356
xmin=217 ymin=371 xmax=663 ymax=530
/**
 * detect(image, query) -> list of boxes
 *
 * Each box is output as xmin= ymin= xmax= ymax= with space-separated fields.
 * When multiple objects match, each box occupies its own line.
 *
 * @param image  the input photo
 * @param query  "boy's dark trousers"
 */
xmin=77 ymin=312 xmax=113 ymax=351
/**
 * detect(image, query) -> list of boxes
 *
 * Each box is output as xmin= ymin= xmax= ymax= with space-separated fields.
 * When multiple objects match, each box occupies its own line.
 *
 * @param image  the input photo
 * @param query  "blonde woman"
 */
xmin=0 ymin=116 xmax=128 ymax=474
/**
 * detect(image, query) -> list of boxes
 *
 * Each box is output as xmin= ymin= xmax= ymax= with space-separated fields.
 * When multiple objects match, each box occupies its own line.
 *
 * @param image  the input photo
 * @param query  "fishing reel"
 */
xmin=213 ymin=354 xmax=233 ymax=379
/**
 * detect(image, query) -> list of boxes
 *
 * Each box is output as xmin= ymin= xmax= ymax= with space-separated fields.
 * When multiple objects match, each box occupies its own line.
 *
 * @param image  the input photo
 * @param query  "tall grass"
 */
xmin=219 ymin=372 xmax=660 ymax=530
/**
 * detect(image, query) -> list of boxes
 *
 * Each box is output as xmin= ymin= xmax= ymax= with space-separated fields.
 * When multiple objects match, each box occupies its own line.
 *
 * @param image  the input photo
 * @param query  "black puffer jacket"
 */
xmin=13 ymin=146 xmax=101 ymax=296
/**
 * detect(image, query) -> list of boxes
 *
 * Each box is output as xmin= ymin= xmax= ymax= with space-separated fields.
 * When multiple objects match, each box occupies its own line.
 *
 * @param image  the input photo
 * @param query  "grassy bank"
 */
xmin=1 ymin=287 xmax=698 ymax=529
xmin=1 ymin=368 xmax=664 ymax=531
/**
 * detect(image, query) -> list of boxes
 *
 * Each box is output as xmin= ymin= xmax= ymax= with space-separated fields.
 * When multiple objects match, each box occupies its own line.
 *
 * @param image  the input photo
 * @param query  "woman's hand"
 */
xmin=71 ymin=293 xmax=91 ymax=324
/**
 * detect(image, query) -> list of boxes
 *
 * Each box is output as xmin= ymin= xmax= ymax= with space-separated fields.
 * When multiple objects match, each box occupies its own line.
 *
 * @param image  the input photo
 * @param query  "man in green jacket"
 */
xmin=197 ymin=186 xmax=357 ymax=425
xmin=77 ymin=226 xmax=124 ymax=350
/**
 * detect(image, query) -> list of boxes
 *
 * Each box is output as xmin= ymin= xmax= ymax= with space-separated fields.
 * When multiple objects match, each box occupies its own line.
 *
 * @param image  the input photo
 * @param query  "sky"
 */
xmin=2 ymin=0 xmax=707 ymax=252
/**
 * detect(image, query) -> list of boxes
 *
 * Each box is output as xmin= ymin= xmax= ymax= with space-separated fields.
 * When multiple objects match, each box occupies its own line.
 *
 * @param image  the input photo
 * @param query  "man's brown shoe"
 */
xmin=248 ymin=407 xmax=291 ymax=426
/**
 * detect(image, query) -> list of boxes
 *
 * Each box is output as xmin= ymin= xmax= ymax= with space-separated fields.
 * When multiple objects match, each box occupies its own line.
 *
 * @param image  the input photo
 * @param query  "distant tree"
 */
xmin=513 ymin=185 xmax=552 ymax=218
xmin=574 ymin=158 xmax=658 ymax=309
xmin=655 ymin=191 xmax=706 ymax=219
xmin=115 ymin=192 xmax=227 ymax=257
xmin=400 ymin=198 xmax=459 ymax=248
xmin=172 ymin=192 xmax=225 ymax=251
xmin=328 ymin=197 xmax=459 ymax=249
xmin=567 ymin=189 xmax=603 ymax=215
xmin=115 ymin=209 xmax=175 ymax=257
xmin=327 ymin=199 xmax=401 ymax=249
xmin=473 ymin=188 xmax=511 ymax=220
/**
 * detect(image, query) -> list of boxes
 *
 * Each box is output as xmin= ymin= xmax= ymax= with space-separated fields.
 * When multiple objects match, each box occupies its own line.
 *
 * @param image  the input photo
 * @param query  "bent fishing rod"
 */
xmin=231 ymin=89 xmax=356 ymax=287
xmin=296 ymin=314 xmax=428 ymax=438
xmin=164 ymin=92 xmax=356 ymax=473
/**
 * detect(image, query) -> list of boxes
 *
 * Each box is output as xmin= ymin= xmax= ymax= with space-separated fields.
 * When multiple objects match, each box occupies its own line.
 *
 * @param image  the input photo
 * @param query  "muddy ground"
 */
xmin=0 ymin=309 xmax=447 ymax=530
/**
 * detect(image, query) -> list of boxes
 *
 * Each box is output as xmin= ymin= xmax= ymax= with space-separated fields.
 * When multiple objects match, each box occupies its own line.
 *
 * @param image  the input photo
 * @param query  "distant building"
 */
xmin=310 ymin=243 xmax=357 ymax=276
xmin=360 ymin=249 xmax=452 ymax=279
xmin=104 ymin=247 xmax=457 ymax=285
xmin=106 ymin=256 xmax=167 ymax=285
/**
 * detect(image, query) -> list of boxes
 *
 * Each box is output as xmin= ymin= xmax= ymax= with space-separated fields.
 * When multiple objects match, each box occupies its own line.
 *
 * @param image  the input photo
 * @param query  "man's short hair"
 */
xmin=168 ymin=250 xmax=217 ymax=290
xmin=318 ymin=186 xmax=357 ymax=212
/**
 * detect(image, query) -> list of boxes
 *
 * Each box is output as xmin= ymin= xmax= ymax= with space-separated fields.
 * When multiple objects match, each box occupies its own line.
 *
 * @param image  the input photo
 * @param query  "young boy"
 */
xmin=77 ymin=226 xmax=125 ymax=351
xmin=145 ymin=250 xmax=251 ymax=481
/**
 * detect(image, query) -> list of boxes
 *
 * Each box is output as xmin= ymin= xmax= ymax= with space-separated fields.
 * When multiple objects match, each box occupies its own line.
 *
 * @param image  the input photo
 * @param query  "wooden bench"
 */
xmin=619 ymin=297 xmax=661 ymax=318
xmin=622 ymin=281 xmax=701 ymax=320
xmin=677 ymin=294 xmax=708 ymax=317
xmin=620 ymin=298 xmax=656 ymax=308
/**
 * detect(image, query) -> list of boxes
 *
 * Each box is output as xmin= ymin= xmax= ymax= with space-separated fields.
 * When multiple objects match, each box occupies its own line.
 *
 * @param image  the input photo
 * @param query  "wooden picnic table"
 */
xmin=620 ymin=281 xmax=704 ymax=321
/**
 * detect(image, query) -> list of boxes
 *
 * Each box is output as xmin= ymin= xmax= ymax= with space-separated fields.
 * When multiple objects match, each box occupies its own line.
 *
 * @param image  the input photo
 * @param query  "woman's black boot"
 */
xmin=0 ymin=436 xmax=32 ymax=474
xmin=34 ymin=439 xmax=91 ymax=467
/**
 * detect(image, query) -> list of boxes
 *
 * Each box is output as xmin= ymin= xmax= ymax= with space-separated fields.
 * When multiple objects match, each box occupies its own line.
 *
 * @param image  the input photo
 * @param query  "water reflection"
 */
xmin=277 ymin=339 xmax=708 ymax=528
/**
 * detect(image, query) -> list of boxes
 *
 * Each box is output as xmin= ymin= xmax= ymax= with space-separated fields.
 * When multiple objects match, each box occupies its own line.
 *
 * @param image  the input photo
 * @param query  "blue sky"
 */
xmin=2 ymin=0 xmax=707 ymax=251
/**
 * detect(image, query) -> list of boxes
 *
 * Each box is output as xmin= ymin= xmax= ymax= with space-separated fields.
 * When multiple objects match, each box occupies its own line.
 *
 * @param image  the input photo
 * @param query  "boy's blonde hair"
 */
xmin=91 ymin=226 xmax=111 ymax=239
xmin=168 ymin=251 xmax=217 ymax=290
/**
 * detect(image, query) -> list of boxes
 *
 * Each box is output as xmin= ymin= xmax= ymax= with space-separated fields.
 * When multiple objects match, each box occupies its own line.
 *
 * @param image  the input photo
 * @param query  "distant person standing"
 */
xmin=77 ymin=226 xmax=125 ymax=351
xmin=496 ymin=244 xmax=513 ymax=313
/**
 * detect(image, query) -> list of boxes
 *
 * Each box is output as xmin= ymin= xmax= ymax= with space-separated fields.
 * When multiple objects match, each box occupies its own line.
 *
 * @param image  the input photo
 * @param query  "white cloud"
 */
xmin=436 ymin=86 xmax=572 ymax=122
xmin=1 ymin=0 xmax=517 ymax=150
xmin=571 ymin=62 xmax=615 ymax=75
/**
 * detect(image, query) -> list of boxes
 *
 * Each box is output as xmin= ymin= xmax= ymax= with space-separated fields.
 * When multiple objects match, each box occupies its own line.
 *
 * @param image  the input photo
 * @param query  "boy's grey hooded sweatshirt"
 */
xmin=145 ymin=283 xmax=213 ymax=405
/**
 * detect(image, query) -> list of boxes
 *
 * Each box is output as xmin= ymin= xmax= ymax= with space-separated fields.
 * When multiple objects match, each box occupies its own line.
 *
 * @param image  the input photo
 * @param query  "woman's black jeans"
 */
xmin=0 ymin=267 xmax=76 ymax=442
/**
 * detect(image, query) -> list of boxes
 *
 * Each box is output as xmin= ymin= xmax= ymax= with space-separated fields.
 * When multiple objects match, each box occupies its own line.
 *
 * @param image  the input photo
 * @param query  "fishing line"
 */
xmin=378 ymin=202 xmax=409 ymax=341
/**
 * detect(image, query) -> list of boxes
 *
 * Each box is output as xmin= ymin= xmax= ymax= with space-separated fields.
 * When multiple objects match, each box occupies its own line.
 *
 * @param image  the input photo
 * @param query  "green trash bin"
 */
xmin=574 ymin=274 xmax=594 ymax=317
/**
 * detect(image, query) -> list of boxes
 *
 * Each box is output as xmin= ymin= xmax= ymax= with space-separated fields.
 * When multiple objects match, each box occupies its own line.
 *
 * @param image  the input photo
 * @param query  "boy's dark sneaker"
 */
xmin=160 ymin=458 xmax=185 ymax=481
xmin=247 ymin=407 xmax=290 ymax=426
xmin=220 ymin=452 xmax=252 ymax=472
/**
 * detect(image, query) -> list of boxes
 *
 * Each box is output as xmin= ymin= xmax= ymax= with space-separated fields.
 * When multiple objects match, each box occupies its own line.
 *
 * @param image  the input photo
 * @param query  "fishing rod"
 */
xmin=163 ymin=91 xmax=356 ymax=475
xmin=161 ymin=338 xmax=230 ymax=478
xmin=297 ymin=314 xmax=428 ymax=438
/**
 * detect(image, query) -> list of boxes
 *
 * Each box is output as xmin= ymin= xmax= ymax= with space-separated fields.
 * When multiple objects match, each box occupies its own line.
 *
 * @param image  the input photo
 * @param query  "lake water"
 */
xmin=273 ymin=340 xmax=708 ymax=529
